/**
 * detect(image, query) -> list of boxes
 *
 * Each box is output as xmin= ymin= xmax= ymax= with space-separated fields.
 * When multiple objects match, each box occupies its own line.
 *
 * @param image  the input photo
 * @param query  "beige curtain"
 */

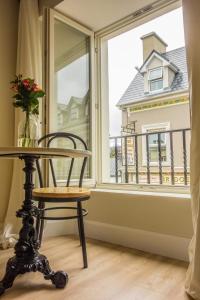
xmin=183 ymin=1 xmax=200 ymax=299
xmin=0 ymin=0 xmax=42 ymax=249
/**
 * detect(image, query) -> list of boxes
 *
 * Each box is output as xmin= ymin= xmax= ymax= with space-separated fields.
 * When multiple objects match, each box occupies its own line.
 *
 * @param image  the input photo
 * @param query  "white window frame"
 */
xmin=148 ymin=67 xmax=163 ymax=80
xmin=149 ymin=67 xmax=164 ymax=93
xmin=95 ymin=0 xmax=183 ymax=192
xmin=44 ymin=8 xmax=96 ymax=187
xmin=149 ymin=78 xmax=164 ymax=92
xmin=142 ymin=122 xmax=170 ymax=166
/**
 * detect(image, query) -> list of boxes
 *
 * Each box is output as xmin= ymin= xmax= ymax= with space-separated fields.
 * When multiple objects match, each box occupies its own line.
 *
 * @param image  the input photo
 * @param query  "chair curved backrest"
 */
xmin=36 ymin=132 xmax=88 ymax=189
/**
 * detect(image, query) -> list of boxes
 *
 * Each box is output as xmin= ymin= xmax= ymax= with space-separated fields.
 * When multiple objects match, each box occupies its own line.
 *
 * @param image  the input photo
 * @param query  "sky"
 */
xmin=108 ymin=7 xmax=185 ymax=136
xmin=57 ymin=54 xmax=89 ymax=104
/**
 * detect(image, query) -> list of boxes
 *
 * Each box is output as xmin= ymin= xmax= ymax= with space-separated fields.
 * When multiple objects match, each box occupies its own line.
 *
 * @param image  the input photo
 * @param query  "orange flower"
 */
xmin=32 ymin=83 xmax=41 ymax=92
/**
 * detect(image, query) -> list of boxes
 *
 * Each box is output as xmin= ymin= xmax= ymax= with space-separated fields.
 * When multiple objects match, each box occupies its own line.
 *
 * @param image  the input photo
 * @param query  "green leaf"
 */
xmin=12 ymin=94 xmax=22 ymax=99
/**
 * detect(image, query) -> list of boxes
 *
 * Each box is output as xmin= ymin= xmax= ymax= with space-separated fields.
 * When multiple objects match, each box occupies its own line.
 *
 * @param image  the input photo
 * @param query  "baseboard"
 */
xmin=44 ymin=220 xmax=76 ymax=237
xmin=85 ymin=220 xmax=190 ymax=262
xmin=43 ymin=219 xmax=190 ymax=262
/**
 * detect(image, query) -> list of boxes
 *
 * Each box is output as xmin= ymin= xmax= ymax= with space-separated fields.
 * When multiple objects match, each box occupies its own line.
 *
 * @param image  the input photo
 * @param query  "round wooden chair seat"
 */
xmin=33 ymin=187 xmax=91 ymax=199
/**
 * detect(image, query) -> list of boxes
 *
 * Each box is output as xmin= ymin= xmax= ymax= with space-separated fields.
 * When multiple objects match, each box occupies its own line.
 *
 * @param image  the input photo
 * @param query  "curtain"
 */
xmin=183 ymin=1 xmax=200 ymax=299
xmin=0 ymin=0 xmax=42 ymax=249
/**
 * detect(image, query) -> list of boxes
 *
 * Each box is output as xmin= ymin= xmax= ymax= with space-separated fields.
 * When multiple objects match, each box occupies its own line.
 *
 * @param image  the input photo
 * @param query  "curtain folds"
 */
xmin=183 ymin=1 xmax=200 ymax=299
xmin=0 ymin=0 xmax=42 ymax=249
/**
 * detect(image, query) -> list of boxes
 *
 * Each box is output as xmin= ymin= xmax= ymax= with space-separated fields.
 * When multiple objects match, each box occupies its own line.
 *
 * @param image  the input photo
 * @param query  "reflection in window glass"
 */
xmin=50 ymin=19 xmax=91 ymax=181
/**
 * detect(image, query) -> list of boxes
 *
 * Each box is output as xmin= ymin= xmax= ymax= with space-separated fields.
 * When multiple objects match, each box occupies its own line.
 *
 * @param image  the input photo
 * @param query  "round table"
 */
xmin=0 ymin=147 xmax=91 ymax=295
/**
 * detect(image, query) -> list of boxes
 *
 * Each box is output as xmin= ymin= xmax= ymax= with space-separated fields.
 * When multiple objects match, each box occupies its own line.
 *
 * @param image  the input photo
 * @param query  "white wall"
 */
xmin=85 ymin=190 xmax=192 ymax=261
xmin=88 ymin=190 xmax=192 ymax=238
xmin=45 ymin=189 xmax=192 ymax=261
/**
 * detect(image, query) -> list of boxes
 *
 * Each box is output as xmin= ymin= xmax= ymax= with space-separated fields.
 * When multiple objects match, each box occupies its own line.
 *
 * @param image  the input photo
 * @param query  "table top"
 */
xmin=0 ymin=147 xmax=91 ymax=159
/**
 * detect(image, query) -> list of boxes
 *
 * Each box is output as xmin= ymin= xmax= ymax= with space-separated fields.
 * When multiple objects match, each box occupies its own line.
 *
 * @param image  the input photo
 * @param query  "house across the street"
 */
xmin=114 ymin=32 xmax=190 ymax=185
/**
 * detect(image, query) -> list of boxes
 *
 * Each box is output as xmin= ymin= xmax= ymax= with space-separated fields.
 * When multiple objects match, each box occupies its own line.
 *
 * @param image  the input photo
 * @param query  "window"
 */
xmin=45 ymin=4 xmax=190 ymax=189
xmin=96 ymin=3 xmax=190 ymax=187
xmin=70 ymin=107 xmax=79 ymax=120
xmin=142 ymin=123 xmax=170 ymax=165
xmin=149 ymin=67 xmax=163 ymax=80
xmin=45 ymin=10 xmax=95 ymax=183
xmin=150 ymin=79 xmax=163 ymax=91
xmin=149 ymin=67 xmax=163 ymax=92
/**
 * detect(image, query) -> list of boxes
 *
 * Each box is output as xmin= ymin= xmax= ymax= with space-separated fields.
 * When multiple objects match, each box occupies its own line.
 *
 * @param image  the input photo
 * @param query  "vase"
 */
xmin=18 ymin=113 xmax=39 ymax=147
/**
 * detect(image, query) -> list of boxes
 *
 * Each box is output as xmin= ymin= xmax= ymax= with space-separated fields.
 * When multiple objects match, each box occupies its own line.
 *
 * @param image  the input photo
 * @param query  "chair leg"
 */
xmin=77 ymin=201 xmax=88 ymax=268
xmin=77 ymin=206 xmax=82 ymax=246
xmin=36 ymin=201 xmax=45 ymax=248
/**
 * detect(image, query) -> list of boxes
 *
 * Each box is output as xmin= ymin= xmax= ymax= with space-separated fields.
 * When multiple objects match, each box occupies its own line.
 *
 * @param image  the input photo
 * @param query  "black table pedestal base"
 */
xmin=0 ymin=254 xmax=68 ymax=295
xmin=0 ymin=155 xmax=68 ymax=295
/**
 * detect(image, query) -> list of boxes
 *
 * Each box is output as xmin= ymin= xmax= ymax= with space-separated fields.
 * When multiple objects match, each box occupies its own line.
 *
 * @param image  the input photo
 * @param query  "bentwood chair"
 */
xmin=33 ymin=132 xmax=90 ymax=268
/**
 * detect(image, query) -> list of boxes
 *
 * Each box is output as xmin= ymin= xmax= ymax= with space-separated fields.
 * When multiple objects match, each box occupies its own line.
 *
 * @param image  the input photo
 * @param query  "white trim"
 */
xmin=44 ymin=219 xmax=76 ymax=237
xmin=149 ymin=78 xmax=164 ymax=93
xmin=56 ymin=178 xmax=96 ymax=188
xmin=45 ymin=8 xmax=96 ymax=183
xmin=148 ymin=67 xmax=163 ymax=80
xmin=96 ymin=39 xmax=110 ymax=183
xmin=95 ymin=0 xmax=181 ymax=39
xmin=42 ymin=218 xmax=190 ymax=262
xmin=96 ymin=183 xmax=190 ymax=194
xmin=95 ymin=0 xmax=182 ymax=186
xmin=85 ymin=220 xmax=190 ymax=262
xmin=118 ymin=90 xmax=189 ymax=109
xmin=140 ymin=52 xmax=178 ymax=73
xmin=53 ymin=9 xmax=93 ymax=36
xmin=92 ymin=188 xmax=191 ymax=198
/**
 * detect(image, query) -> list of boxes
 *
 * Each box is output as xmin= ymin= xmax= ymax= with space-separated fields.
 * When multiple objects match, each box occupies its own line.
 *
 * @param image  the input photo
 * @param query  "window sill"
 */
xmin=142 ymin=162 xmax=171 ymax=167
xmin=95 ymin=183 xmax=190 ymax=197
xmin=56 ymin=178 xmax=96 ymax=188
xmin=92 ymin=186 xmax=190 ymax=199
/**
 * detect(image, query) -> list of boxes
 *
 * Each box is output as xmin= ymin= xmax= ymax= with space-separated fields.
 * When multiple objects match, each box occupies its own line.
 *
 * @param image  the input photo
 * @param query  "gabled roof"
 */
xmin=57 ymin=91 xmax=89 ymax=112
xmin=139 ymin=49 xmax=179 ymax=73
xmin=68 ymin=96 xmax=84 ymax=107
xmin=117 ymin=47 xmax=188 ymax=107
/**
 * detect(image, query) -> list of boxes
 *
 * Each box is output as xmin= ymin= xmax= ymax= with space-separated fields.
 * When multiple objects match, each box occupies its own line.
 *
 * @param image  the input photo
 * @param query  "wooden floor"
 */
xmin=0 ymin=236 xmax=192 ymax=300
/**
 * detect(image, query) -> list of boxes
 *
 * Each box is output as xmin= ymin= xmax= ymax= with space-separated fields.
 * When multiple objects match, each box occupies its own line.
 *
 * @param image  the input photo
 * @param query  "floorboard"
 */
xmin=0 ymin=236 xmax=192 ymax=300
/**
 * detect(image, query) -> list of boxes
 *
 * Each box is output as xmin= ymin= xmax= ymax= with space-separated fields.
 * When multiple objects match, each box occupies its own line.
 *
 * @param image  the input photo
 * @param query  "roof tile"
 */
xmin=117 ymin=47 xmax=188 ymax=106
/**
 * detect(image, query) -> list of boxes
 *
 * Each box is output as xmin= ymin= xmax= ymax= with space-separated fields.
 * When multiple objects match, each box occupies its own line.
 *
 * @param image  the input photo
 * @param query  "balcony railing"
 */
xmin=109 ymin=128 xmax=191 ymax=186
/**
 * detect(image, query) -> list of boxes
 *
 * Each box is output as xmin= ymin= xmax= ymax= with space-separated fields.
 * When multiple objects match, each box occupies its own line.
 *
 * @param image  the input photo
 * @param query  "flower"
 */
xmin=22 ymin=79 xmax=30 ymax=86
xmin=32 ymin=83 xmax=41 ymax=92
xmin=10 ymin=74 xmax=45 ymax=115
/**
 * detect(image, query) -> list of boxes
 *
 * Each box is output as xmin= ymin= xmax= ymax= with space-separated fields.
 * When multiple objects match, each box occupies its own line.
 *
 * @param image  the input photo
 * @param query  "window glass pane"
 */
xmin=146 ymin=127 xmax=167 ymax=162
xmin=149 ymin=147 xmax=167 ymax=162
xmin=149 ymin=67 xmax=162 ymax=80
xmin=150 ymin=79 xmax=163 ymax=91
xmin=51 ymin=19 xmax=91 ymax=181
xmin=148 ymin=132 xmax=166 ymax=145
xmin=102 ymin=6 xmax=190 ymax=186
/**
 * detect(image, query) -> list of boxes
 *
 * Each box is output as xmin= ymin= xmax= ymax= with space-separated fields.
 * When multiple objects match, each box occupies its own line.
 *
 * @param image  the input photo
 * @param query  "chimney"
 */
xmin=141 ymin=32 xmax=168 ymax=62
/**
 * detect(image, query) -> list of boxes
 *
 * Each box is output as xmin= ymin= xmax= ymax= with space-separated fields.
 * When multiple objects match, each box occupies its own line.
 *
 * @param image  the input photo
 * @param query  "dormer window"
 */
xmin=148 ymin=67 xmax=163 ymax=92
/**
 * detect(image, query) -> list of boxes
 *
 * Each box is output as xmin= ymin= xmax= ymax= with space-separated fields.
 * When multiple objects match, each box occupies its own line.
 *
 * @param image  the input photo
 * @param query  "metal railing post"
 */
xmin=146 ymin=134 xmax=150 ymax=184
xmin=109 ymin=128 xmax=190 ymax=186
